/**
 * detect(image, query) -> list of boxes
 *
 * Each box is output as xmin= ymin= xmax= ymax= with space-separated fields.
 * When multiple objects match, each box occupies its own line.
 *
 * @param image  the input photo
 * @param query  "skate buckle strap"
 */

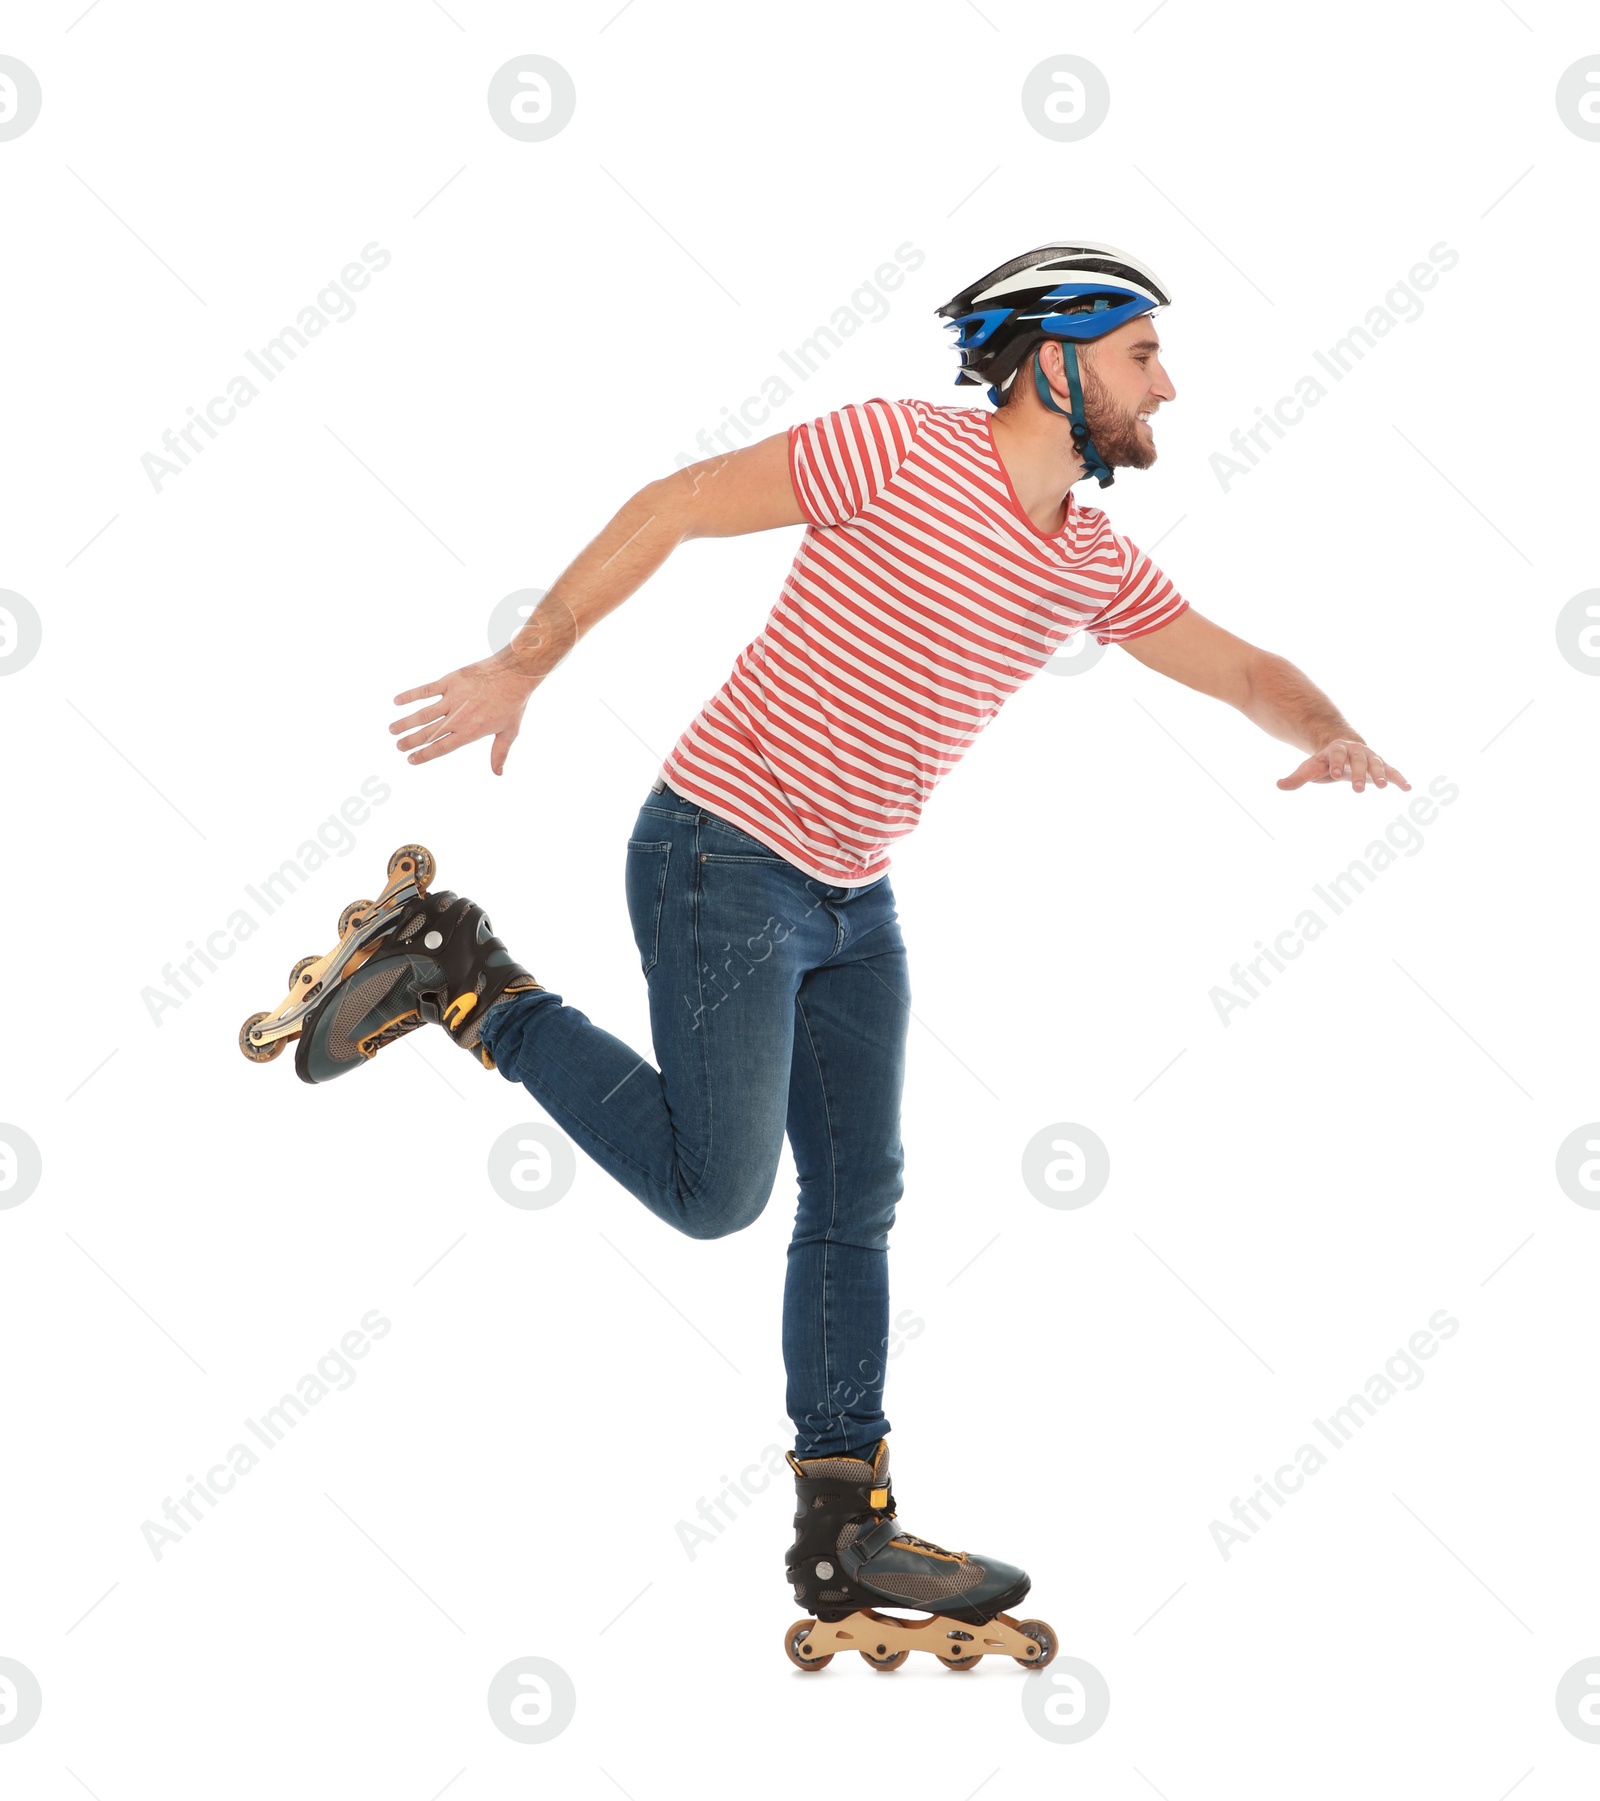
xmin=854 ymin=1515 xmax=903 ymax=1562
xmin=870 ymin=1487 xmax=888 ymax=1508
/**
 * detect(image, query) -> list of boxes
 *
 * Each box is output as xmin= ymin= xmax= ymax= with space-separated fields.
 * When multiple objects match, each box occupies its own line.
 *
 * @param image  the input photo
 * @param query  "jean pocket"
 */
xmin=702 ymin=811 xmax=784 ymax=859
xmin=625 ymin=839 xmax=672 ymax=975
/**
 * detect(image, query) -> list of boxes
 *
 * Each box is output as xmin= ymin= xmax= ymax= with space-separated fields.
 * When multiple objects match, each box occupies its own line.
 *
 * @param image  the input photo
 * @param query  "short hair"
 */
xmin=994 ymin=342 xmax=1038 ymax=409
xmin=996 ymin=371 xmax=1027 ymax=408
xmin=993 ymin=336 xmax=1094 ymax=409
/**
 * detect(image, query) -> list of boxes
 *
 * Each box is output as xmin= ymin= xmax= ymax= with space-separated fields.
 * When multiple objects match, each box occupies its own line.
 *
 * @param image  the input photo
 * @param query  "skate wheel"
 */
xmin=784 ymin=1620 xmax=832 ymax=1672
xmin=287 ymin=954 xmax=320 ymax=989
xmin=388 ymin=844 xmax=435 ymax=892
xmin=238 ymin=1013 xmax=285 ymax=1063
xmin=1011 ymin=1618 xmax=1058 ymax=1670
xmin=858 ymin=1646 xmax=910 ymax=1672
xmin=338 ymin=899 xmax=374 ymax=935
xmin=937 ymin=1652 xmax=982 ymax=1671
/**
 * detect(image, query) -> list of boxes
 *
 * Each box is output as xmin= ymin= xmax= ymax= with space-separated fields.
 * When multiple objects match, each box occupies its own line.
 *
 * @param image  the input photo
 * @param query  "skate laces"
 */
xmin=863 ymin=1457 xmax=965 ymax=1560
xmin=358 ymin=1012 xmax=425 ymax=1056
xmin=886 ymin=1523 xmax=963 ymax=1560
xmin=871 ymin=1497 xmax=963 ymax=1561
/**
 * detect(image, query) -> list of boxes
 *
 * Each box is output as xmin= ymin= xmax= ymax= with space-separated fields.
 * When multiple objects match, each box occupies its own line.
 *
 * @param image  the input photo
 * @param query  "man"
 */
xmin=242 ymin=243 xmax=1406 ymax=1669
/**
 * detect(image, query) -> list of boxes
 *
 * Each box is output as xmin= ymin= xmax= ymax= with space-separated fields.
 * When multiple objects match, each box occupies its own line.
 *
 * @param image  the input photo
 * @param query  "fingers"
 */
xmin=1279 ymin=744 xmax=1414 ymax=793
xmin=1336 ymin=743 xmax=1415 ymax=793
xmin=393 ymin=681 xmax=447 ymax=707
xmin=390 ymin=658 xmax=534 ymax=773
xmin=1347 ymin=745 xmax=1372 ymax=792
xmin=395 ymin=694 xmax=502 ymax=763
xmin=1279 ymin=745 xmax=1346 ymax=789
xmin=390 ymin=700 xmax=449 ymax=737
xmin=490 ymin=728 xmax=517 ymax=776
xmin=405 ymin=731 xmax=460 ymax=765
xmin=396 ymin=720 xmax=452 ymax=753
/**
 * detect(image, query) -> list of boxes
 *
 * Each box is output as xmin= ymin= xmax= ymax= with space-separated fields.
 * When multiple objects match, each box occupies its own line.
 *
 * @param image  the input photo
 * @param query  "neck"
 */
xmin=988 ymin=402 xmax=1087 ymax=534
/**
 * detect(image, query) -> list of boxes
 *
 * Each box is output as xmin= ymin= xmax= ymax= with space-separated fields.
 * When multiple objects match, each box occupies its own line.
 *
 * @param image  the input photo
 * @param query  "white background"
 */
xmin=2 ymin=1 xmax=1596 ymax=1795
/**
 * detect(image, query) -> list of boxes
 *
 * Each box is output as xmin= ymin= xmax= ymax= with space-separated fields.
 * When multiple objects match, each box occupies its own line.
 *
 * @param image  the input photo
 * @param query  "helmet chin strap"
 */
xmin=1031 ymin=344 xmax=1114 ymax=489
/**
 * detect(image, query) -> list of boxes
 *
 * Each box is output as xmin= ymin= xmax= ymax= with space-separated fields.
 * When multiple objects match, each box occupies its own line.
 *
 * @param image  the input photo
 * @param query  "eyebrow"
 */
xmin=1125 ymin=336 xmax=1162 ymax=353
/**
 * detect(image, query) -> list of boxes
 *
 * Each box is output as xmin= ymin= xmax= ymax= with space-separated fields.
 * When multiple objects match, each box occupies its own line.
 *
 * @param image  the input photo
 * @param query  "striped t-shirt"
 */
xmin=660 ymin=396 xmax=1188 ymax=886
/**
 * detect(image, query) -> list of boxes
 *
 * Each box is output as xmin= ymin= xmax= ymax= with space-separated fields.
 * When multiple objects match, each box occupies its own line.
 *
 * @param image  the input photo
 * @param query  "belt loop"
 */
xmin=650 ymin=767 xmax=666 ymax=795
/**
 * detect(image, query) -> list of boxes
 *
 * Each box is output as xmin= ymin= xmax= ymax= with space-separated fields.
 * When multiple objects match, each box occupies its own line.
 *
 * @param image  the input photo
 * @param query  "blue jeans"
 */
xmin=478 ymin=781 xmax=910 ymax=1456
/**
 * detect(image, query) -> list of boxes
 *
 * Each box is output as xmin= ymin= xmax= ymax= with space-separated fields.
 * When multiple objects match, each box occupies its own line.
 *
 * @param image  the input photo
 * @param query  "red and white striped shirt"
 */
xmin=661 ymin=397 xmax=1187 ymax=886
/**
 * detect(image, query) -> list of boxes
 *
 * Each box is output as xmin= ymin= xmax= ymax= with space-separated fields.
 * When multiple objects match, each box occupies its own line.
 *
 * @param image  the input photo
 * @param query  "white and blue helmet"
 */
xmin=937 ymin=242 xmax=1171 ymax=486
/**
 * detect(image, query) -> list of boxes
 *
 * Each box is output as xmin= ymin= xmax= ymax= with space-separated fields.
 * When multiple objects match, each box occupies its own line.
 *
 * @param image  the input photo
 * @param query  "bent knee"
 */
xmin=677 ymin=1176 xmax=771 ymax=1241
xmin=680 ymin=1201 xmax=766 ymax=1242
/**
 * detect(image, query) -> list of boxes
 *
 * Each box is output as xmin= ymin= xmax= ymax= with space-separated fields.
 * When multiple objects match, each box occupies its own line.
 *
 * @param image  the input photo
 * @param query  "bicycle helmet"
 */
xmin=936 ymin=242 xmax=1170 ymax=487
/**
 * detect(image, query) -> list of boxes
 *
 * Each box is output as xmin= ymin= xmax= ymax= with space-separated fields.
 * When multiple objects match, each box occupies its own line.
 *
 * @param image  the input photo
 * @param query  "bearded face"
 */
xmin=1080 ymin=356 xmax=1157 ymax=470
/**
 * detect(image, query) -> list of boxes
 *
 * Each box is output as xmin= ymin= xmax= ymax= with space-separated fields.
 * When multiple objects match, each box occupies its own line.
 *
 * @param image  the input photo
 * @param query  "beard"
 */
xmin=1081 ymin=361 xmax=1156 ymax=470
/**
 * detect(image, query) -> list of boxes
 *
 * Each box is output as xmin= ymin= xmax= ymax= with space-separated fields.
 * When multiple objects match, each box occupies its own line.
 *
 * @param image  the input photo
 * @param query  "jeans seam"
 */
xmin=689 ymin=811 xmax=712 ymax=1198
xmin=795 ymin=989 xmax=842 ymax=1438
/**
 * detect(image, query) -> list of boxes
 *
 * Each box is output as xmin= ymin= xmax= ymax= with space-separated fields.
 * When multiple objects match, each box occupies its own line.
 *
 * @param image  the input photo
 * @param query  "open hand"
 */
xmin=391 ymin=650 xmax=539 ymax=775
xmin=1277 ymin=739 xmax=1410 ymax=794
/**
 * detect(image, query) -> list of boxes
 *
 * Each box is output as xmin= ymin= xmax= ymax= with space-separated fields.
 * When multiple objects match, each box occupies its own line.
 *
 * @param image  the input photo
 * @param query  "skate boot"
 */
xmin=238 ymin=844 xmax=541 ymax=1082
xmin=783 ymin=1439 xmax=1057 ymax=1673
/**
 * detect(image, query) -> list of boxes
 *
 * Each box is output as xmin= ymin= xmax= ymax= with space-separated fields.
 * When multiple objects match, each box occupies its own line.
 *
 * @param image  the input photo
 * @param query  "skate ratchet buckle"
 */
xmin=237 ymin=844 xmax=435 ymax=1064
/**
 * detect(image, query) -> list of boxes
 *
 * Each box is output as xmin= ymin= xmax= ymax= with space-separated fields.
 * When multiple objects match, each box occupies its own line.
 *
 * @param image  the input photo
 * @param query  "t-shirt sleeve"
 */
xmin=1086 ymin=533 xmax=1189 ymax=645
xmin=787 ymin=398 xmax=921 ymax=527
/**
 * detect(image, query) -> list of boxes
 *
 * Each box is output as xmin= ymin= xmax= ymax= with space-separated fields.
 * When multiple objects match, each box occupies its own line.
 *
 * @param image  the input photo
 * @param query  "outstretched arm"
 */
xmin=1116 ymin=608 xmax=1410 ymax=793
xmin=390 ymin=432 xmax=807 ymax=772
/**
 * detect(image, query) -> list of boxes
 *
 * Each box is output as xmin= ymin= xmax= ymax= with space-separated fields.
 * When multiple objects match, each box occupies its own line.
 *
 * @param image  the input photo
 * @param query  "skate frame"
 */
xmin=244 ymin=856 xmax=430 ymax=1052
xmin=793 ymin=1608 xmax=1048 ymax=1666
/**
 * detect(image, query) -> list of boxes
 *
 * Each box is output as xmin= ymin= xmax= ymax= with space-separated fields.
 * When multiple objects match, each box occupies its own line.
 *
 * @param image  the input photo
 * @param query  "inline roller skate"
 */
xmin=238 ymin=843 xmax=541 ymax=1082
xmin=783 ymin=1439 xmax=1057 ymax=1673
